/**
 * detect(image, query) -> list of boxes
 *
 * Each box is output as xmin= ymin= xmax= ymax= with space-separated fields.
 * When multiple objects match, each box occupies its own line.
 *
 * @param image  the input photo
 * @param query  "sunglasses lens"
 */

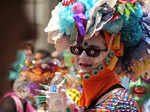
xmin=70 ymin=46 xmax=83 ymax=55
xmin=86 ymin=47 xmax=100 ymax=57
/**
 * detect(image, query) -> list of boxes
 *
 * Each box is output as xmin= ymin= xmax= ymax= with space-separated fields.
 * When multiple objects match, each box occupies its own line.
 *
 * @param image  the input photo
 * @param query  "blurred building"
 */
xmin=25 ymin=0 xmax=59 ymax=53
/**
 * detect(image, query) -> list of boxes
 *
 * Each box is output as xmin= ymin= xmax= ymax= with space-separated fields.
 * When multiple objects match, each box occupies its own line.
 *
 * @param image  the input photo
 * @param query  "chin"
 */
xmin=133 ymin=95 xmax=145 ymax=102
xmin=79 ymin=66 xmax=93 ymax=72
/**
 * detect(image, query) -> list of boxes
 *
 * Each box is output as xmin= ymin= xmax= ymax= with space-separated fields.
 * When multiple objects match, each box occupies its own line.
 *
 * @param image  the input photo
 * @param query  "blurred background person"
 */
xmin=24 ymin=42 xmax=34 ymax=65
xmin=33 ymin=50 xmax=50 ymax=68
xmin=0 ymin=0 xmax=36 ymax=111
xmin=0 ymin=0 xmax=36 ymax=97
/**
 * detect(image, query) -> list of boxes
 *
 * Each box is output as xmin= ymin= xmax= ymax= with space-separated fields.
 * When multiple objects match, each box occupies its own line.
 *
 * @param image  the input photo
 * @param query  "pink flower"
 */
xmin=72 ymin=2 xmax=85 ymax=14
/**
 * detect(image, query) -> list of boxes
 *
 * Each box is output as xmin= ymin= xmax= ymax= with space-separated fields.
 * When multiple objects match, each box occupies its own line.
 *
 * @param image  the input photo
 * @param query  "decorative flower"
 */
xmin=72 ymin=2 xmax=85 ymax=14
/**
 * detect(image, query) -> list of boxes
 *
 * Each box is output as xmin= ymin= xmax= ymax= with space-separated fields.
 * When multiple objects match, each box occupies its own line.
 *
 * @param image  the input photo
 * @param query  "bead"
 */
xmin=92 ymin=69 xmax=99 ymax=76
xmin=83 ymin=42 xmax=88 ymax=47
xmin=105 ymin=57 xmax=111 ymax=65
xmin=66 ymin=108 xmax=71 ymax=112
xmin=108 ymin=50 xmax=114 ymax=58
xmin=83 ymin=74 xmax=90 ymax=80
xmin=98 ymin=64 xmax=104 ymax=71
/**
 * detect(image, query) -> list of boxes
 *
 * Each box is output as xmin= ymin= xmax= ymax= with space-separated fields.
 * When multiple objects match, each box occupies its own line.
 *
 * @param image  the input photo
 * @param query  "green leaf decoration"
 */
xmin=70 ymin=22 xmax=78 ymax=43
xmin=125 ymin=7 xmax=130 ymax=19
xmin=117 ymin=4 xmax=125 ymax=15
xmin=126 ymin=2 xmax=135 ymax=13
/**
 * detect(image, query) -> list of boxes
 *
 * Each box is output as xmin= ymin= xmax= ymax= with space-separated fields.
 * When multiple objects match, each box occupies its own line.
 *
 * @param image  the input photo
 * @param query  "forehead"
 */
xmin=82 ymin=35 xmax=106 ymax=47
xmin=130 ymin=67 xmax=150 ymax=78
xmin=35 ymin=52 xmax=42 ymax=58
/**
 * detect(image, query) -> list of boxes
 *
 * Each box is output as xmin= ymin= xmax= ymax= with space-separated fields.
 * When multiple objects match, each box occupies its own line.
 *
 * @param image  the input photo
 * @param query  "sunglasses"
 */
xmin=70 ymin=45 xmax=107 ymax=57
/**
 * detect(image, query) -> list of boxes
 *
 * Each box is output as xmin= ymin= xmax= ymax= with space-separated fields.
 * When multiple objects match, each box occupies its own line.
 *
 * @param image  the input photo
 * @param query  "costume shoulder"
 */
xmin=95 ymin=88 xmax=138 ymax=111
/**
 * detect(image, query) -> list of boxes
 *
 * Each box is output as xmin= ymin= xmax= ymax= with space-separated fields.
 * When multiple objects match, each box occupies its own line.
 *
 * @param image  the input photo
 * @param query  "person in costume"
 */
xmin=24 ymin=42 xmax=34 ymax=66
xmin=118 ymin=42 xmax=150 ymax=112
xmin=33 ymin=50 xmax=50 ymax=68
xmin=44 ymin=0 xmax=150 ymax=111
xmin=128 ymin=58 xmax=150 ymax=112
xmin=117 ymin=9 xmax=150 ymax=111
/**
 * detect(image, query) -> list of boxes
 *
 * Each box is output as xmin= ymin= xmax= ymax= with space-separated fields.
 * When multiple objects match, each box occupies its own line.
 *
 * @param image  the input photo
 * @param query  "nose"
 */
xmin=80 ymin=51 xmax=88 ymax=58
xmin=137 ymin=77 xmax=143 ymax=87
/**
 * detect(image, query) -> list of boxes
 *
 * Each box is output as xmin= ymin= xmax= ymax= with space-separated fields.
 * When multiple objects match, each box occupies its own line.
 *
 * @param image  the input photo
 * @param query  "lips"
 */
xmin=79 ymin=63 xmax=92 ymax=68
xmin=134 ymin=88 xmax=146 ymax=97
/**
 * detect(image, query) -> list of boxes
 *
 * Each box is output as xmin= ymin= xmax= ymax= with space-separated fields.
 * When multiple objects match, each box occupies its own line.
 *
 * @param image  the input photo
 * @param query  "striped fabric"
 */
xmin=84 ymin=89 xmax=138 ymax=112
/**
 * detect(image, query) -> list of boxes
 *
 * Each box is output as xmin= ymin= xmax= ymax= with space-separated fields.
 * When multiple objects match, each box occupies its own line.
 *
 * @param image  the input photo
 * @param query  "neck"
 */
xmin=78 ymin=69 xmax=120 ymax=107
xmin=137 ymin=102 xmax=143 ymax=112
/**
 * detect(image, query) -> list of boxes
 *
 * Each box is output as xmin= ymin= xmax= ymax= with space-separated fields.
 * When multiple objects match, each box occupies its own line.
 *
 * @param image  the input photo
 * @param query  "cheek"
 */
xmin=93 ymin=56 xmax=102 ymax=64
xmin=74 ymin=56 xmax=79 ymax=68
xmin=93 ymin=52 xmax=107 ymax=64
xmin=145 ymin=83 xmax=150 ymax=93
xmin=75 ymin=56 xmax=79 ymax=63
xmin=36 ymin=60 xmax=42 ymax=64
xmin=128 ymin=82 xmax=136 ymax=93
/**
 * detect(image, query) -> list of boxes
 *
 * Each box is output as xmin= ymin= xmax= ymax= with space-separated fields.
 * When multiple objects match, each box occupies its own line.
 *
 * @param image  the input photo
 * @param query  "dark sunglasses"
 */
xmin=70 ymin=45 xmax=107 ymax=57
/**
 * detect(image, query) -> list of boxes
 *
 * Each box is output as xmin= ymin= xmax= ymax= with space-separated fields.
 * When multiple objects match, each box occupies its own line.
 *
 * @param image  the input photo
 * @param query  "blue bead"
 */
xmin=105 ymin=57 xmax=111 ymax=64
xmin=108 ymin=50 xmax=114 ymax=58
xmin=83 ymin=42 xmax=88 ymax=47
xmin=92 ymin=69 xmax=99 ymax=76
xmin=83 ymin=74 xmax=90 ymax=80
xmin=98 ymin=64 xmax=104 ymax=71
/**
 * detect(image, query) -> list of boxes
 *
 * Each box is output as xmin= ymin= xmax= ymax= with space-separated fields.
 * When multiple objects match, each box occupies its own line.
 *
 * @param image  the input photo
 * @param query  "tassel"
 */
xmin=143 ymin=59 xmax=150 ymax=71
xmin=107 ymin=56 xmax=118 ymax=71
xmin=104 ymin=31 xmax=110 ymax=48
xmin=115 ymin=43 xmax=124 ymax=56
xmin=112 ymin=33 xmax=120 ymax=50
xmin=134 ymin=61 xmax=141 ymax=76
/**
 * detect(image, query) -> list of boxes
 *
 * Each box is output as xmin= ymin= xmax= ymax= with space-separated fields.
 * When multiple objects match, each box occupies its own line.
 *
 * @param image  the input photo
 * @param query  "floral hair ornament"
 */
xmin=71 ymin=2 xmax=87 ymax=45
xmin=44 ymin=0 xmax=97 ymax=54
xmin=45 ymin=0 xmax=147 ymax=60
xmin=86 ymin=0 xmax=117 ymax=37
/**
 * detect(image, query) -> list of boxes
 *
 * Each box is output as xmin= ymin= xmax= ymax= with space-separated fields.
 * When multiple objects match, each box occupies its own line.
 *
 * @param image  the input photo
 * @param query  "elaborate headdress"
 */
xmin=45 ymin=0 xmax=150 ymax=72
xmin=46 ymin=0 xmax=149 ymax=48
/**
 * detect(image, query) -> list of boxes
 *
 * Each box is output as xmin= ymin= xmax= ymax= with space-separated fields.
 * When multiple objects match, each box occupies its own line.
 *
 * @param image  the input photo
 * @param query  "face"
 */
xmin=71 ymin=34 xmax=108 ymax=71
xmin=34 ymin=53 xmax=43 ymax=67
xmin=128 ymin=71 xmax=150 ymax=106
xmin=24 ymin=49 xmax=33 ymax=62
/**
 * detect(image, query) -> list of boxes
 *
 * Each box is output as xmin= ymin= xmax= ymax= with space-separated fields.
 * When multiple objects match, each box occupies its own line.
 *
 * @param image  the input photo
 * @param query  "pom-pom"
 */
xmin=58 ymin=0 xmax=95 ymax=35
xmin=72 ymin=2 xmax=85 ymax=14
xmin=103 ymin=18 xmax=123 ymax=33
xmin=120 ymin=3 xmax=144 ymax=47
